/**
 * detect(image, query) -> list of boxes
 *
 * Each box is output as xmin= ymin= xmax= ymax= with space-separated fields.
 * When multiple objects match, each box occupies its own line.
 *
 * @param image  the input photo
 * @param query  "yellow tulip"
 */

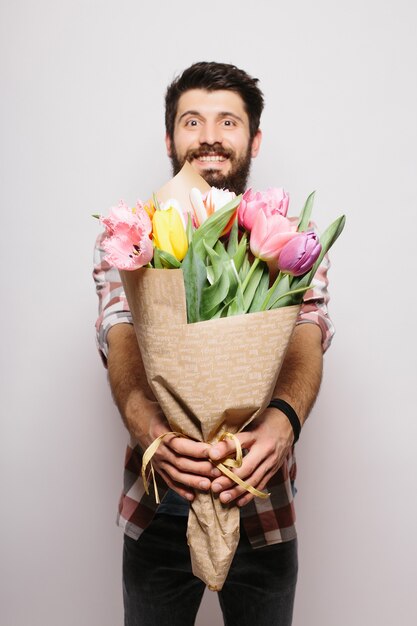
xmin=152 ymin=207 xmax=188 ymax=261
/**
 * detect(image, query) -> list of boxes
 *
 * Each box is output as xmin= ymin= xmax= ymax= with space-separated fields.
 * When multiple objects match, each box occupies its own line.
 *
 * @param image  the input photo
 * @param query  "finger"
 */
xmin=155 ymin=446 xmax=214 ymax=477
xmin=168 ymin=437 xmax=210 ymax=459
xmin=158 ymin=461 xmax=212 ymax=492
xmin=211 ymin=477 xmax=235 ymax=493
xmin=210 ymin=447 xmax=263 ymax=493
xmin=211 ymin=467 xmax=261 ymax=497
xmin=236 ymin=467 xmax=278 ymax=507
xmin=236 ymin=493 xmax=254 ymax=507
xmin=170 ymin=457 xmax=215 ymax=476
xmin=157 ymin=468 xmax=195 ymax=502
xmin=217 ymin=460 xmax=272 ymax=504
xmin=209 ymin=439 xmax=235 ymax=462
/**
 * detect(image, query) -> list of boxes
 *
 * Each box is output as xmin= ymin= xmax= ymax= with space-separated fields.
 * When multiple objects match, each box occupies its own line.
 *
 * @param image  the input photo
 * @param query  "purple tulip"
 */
xmin=278 ymin=231 xmax=322 ymax=276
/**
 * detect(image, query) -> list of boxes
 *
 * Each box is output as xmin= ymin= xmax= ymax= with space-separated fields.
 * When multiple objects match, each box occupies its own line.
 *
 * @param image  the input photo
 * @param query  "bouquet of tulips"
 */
xmin=96 ymin=163 xmax=345 ymax=590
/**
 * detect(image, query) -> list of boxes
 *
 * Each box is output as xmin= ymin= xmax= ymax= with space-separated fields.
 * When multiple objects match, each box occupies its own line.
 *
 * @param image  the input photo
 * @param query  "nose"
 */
xmin=198 ymin=121 xmax=222 ymax=146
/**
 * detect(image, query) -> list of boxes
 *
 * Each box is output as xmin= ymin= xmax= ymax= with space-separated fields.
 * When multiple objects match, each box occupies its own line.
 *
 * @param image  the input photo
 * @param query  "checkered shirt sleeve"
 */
xmin=93 ymin=231 xmax=133 ymax=365
xmin=295 ymin=253 xmax=334 ymax=352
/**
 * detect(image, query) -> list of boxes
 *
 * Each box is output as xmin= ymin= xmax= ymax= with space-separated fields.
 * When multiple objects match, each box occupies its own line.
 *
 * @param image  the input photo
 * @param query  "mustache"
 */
xmin=187 ymin=143 xmax=233 ymax=160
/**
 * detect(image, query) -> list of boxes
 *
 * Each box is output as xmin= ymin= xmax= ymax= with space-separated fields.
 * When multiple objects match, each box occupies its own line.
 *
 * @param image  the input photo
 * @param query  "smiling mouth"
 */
xmin=193 ymin=153 xmax=229 ymax=164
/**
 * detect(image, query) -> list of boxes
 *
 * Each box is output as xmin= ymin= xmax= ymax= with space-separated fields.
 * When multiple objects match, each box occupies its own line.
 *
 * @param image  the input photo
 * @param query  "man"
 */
xmin=93 ymin=62 xmax=334 ymax=626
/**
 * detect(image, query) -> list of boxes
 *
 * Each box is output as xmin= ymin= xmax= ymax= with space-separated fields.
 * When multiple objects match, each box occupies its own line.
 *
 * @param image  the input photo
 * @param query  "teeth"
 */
xmin=197 ymin=156 xmax=227 ymax=162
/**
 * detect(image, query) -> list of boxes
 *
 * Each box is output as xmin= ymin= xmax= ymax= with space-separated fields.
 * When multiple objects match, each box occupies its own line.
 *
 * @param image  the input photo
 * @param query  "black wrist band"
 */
xmin=268 ymin=398 xmax=301 ymax=444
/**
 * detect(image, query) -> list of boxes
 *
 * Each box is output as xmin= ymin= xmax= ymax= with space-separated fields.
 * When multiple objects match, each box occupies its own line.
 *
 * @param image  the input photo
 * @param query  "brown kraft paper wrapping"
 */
xmin=120 ymin=267 xmax=300 ymax=591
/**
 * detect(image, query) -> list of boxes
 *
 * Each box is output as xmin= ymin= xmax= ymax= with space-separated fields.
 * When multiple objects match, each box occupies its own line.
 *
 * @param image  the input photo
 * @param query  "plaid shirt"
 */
xmin=93 ymin=231 xmax=335 ymax=548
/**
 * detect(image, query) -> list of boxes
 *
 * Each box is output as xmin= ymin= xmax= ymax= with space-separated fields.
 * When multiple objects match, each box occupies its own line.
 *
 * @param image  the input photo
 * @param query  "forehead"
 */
xmin=175 ymin=89 xmax=249 ymax=123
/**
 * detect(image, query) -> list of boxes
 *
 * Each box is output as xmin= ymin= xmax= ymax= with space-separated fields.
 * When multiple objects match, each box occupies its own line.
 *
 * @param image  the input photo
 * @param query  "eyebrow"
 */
xmin=177 ymin=110 xmax=244 ymax=124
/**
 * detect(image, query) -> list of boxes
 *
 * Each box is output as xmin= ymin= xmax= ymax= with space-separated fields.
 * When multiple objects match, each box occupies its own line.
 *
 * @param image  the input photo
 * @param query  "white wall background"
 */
xmin=1 ymin=1 xmax=416 ymax=624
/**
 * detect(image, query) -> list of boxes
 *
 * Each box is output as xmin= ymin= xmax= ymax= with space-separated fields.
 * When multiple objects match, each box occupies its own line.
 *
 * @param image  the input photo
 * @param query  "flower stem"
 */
xmin=268 ymin=285 xmax=312 ymax=309
xmin=241 ymin=256 xmax=260 ymax=292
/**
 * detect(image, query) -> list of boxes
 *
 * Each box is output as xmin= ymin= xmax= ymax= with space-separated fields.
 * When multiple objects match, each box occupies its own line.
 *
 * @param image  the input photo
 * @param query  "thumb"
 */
xmin=209 ymin=437 xmax=237 ymax=462
xmin=209 ymin=431 xmax=254 ymax=462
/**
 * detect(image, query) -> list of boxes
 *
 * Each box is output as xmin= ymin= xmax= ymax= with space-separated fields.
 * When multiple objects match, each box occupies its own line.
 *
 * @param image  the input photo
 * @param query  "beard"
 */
xmin=169 ymin=142 xmax=253 ymax=195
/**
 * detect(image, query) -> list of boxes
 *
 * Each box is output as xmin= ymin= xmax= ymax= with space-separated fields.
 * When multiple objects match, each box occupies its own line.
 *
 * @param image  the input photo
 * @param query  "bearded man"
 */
xmin=93 ymin=61 xmax=334 ymax=626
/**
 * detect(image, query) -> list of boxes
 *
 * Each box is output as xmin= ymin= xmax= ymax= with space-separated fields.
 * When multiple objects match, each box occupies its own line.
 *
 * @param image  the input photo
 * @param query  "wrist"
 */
xmin=267 ymin=398 xmax=301 ymax=444
xmin=125 ymin=395 xmax=167 ymax=446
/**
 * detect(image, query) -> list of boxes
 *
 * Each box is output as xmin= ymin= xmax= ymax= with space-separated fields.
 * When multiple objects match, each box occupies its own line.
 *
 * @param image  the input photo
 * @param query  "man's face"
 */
xmin=166 ymin=89 xmax=262 ymax=194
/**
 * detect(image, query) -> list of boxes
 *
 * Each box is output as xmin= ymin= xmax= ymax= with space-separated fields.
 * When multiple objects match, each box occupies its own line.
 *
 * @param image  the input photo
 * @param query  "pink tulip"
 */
xmin=278 ymin=231 xmax=322 ymax=276
xmin=262 ymin=187 xmax=289 ymax=217
xmin=101 ymin=200 xmax=154 ymax=270
xmin=103 ymin=222 xmax=154 ymax=270
xmin=100 ymin=201 xmax=153 ymax=270
xmin=249 ymin=211 xmax=298 ymax=262
xmin=238 ymin=187 xmax=289 ymax=231
xmin=101 ymin=200 xmax=152 ymax=237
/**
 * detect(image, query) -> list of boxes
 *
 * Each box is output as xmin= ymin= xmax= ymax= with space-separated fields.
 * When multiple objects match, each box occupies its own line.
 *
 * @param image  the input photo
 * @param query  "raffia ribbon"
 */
xmin=141 ymin=431 xmax=270 ymax=504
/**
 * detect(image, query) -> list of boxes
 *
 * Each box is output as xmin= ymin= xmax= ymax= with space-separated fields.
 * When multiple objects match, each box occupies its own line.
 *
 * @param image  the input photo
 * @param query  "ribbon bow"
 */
xmin=141 ymin=431 xmax=270 ymax=504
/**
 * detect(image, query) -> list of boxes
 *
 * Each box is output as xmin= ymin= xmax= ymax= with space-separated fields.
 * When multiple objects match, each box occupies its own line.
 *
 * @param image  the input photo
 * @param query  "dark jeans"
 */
xmin=123 ymin=514 xmax=298 ymax=626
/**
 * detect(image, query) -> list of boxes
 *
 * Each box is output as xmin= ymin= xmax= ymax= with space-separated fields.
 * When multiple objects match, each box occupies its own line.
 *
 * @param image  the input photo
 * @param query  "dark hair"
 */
xmin=165 ymin=61 xmax=264 ymax=140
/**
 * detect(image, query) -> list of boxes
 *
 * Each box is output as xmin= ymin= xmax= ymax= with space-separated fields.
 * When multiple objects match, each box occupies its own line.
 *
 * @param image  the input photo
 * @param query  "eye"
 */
xmin=185 ymin=119 xmax=199 ymax=127
xmin=222 ymin=119 xmax=236 ymax=127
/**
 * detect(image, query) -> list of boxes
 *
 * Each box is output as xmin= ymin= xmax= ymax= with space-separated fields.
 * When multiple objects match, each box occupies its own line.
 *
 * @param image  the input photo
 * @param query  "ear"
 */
xmin=165 ymin=133 xmax=173 ymax=157
xmin=250 ymin=129 xmax=262 ymax=158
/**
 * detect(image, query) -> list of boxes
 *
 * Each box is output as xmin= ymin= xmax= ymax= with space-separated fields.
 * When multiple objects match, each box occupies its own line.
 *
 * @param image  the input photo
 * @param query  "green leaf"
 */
xmin=238 ymin=255 xmax=251 ymax=284
xmin=210 ymin=301 xmax=232 ymax=318
xmin=218 ymin=258 xmax=244 ymax=317
xmin=260 ymin=273 xmax=290 ymax=310
xmin=226 ymin=217 xmax=239 ymax=256
xmin=223 ymin=259 xmax=240 ymax=304
xmin=200 ymin=270 xmax=230 ymax=319
xmin=92 ymin=214 xmax=100 ymax=219
xmin=297 ymin=191 xmax=315 ymax=231
xmin=227 ymin=285 xmax=245 ymax=316
xmin=268 ymin=285 xmax=313 ymax=309
xmin=233 ymin=232 xmax=248 ymax=273
xmin=155 ymin=247 xmax=181 ymax=269
xmin=313 ymin=214 xmax=346 ymax=272
xmin=210 ymin=306 xmax=226 ymax=319
xmin=153 ymin=247 xmax=163 ymax=269
xmin=200 ymin=244 xmax=239 ymax=320
xmin=181 ymin=241 xmax=208 ymax=323
xmin=186 ymin=213 xmax=194 ymax=244
xmin=298 ymin=214 xmax=346 ymax=289
xmin=203 ymin=241 xmax=223 ymax=276
xmin=214 ymin=240 xmax=229 ymax=261
xmin=248 ymin=268 xmax=270 ymax=312
xmin=241 ymin=256 xmax=261 ymax=292
xmin=206 ymin=266 xmax=215 ymax=284
xmin=243 ymin=261 xmax=267 ymax=312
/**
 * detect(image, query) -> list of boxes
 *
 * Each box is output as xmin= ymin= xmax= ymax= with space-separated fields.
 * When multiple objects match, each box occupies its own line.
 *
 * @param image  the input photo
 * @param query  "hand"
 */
xmin=208 ymin=408 xmax=295 ymax=507
xmin=107 ymin=325 xmax=215 ymax=502
xmin=128 ymin=406 xmax=216 ymax=502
